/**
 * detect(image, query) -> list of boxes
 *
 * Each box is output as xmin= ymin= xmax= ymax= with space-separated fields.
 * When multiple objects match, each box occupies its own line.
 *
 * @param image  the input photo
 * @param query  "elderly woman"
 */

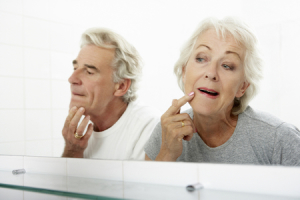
xmin=144 ymin=17 xmax=300 ymax=165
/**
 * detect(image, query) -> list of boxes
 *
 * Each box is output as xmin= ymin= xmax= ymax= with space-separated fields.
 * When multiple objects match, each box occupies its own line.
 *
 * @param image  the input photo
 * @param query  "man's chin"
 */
xmin=69 ymin=102 xmax=84 ymax=110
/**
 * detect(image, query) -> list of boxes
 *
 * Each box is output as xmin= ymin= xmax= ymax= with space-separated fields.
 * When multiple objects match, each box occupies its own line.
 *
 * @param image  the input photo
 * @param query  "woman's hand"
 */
xmin=61 ymin=106 xmax=93 ymax=158
xmin=156 ymin=92 xmax=195 ymax=161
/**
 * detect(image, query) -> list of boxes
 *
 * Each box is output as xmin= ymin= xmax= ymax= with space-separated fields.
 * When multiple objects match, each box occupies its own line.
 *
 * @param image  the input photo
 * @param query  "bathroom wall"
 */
xmin=0 ymin=0 xmax=300 ymax=157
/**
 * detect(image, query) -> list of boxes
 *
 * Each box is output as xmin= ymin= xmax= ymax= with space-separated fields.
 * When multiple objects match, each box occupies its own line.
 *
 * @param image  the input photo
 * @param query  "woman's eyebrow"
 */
xmin=226 ymin=51 xmax=241 ymax=61
xmin=195 ymin=44 xmax=210 ymax=50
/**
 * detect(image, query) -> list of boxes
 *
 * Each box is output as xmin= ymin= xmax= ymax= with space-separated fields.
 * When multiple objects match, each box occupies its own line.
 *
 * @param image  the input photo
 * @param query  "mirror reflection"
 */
xmin=0 ymin=0 xmax=299 ymax=166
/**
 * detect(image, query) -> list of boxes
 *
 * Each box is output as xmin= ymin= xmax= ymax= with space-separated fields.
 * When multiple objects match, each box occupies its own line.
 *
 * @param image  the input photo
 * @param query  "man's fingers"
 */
xmin=76 ymin=115 xmax=91 ymax=136
xmin=82 ymin=123 xmax=93 ymax=142
xmin=68 ymin=107 xmax=85 ymax=133
xmin=63 ymin=106 xmax=78 ymax=130
xmin=164 ymin=92 xmax=194 ymax=117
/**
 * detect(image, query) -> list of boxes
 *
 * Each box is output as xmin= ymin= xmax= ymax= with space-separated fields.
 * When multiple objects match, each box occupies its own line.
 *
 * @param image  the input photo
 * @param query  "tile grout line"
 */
xmin=22 ymin=0 xmax=26 ymax=158
xmin=22 ymin=3 xmax=25 ymax=200
xmin=49 ymin=19 xmax=53 ymax=157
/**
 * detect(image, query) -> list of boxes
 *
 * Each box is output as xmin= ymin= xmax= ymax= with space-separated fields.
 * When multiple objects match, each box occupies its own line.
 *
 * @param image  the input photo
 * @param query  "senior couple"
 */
xmin=62 ymin=17 xmax=300 ymax=166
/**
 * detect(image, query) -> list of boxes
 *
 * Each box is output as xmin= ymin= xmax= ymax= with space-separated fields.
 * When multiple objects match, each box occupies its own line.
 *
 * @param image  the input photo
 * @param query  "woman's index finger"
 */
xmin=164 ymin=92 xmax=194 ymax=117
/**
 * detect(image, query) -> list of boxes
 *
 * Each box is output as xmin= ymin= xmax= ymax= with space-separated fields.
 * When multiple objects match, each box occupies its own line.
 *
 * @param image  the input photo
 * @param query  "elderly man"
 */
xmin=62 ymin=28 xmax=160 ymax=160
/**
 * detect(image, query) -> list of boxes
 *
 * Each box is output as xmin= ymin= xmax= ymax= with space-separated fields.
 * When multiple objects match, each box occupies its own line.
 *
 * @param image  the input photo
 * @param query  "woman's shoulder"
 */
xmin=241 ymin=106 xmax=284 ymax=128
xmin=240 ymin=106 xmax=299 ymax=133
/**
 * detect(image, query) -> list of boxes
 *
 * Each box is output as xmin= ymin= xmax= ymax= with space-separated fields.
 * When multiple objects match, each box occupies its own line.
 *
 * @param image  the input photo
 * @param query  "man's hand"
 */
xmin=62 ymin=106 xmax=93 ymax=158
xmin=155 ymin=92 xmax=195 ymax=161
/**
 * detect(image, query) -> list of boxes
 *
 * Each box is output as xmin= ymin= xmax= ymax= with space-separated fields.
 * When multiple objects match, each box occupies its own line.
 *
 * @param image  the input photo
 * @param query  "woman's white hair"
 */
xmin=81 ymin=28 xmax=142 ymax=103
xmin=174 ymin=17 xmax=263 ymax=115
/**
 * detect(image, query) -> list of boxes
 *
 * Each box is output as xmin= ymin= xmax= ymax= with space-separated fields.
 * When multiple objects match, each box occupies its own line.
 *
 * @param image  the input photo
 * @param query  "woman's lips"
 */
xmin=197 ymin=87 xmax=219 ymax=99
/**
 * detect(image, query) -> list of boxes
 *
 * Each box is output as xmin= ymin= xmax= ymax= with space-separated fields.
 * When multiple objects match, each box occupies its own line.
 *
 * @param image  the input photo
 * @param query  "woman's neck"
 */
xmin=193 ymin=110 xmax=238 ymax=148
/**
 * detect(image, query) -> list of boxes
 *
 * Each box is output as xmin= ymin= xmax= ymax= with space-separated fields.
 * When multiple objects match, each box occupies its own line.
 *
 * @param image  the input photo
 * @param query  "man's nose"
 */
xmin=68 ymin=69 xmax=82 ymax=85
xmin=205 ymin=61 xmax=218 ymax=81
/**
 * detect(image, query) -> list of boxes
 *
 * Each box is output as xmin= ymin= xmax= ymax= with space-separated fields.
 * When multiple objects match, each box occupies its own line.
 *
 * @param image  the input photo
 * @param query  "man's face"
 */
xmin=69 ymin=44 xmax=117 ymax=116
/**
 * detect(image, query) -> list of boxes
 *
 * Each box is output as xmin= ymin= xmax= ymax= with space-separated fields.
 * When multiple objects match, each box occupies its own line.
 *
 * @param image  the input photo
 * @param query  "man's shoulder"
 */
xmin=128 ymin=100 xmax=162 ymax=119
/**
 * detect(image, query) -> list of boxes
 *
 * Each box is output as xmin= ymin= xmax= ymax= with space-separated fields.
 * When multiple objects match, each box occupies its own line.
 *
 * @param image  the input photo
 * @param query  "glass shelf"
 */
xmin=0 ymin=170 xmax=297 ymax=200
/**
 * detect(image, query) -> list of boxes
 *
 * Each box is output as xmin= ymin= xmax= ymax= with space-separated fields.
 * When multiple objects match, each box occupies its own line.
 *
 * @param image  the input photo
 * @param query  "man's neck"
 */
xmin=91 ymin=100 xmax=129 ymax=132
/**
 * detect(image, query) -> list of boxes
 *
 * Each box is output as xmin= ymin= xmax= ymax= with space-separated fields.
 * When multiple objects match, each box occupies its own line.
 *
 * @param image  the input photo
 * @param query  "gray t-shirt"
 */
xmin=144 ymin=106 xmax=300 ymax=166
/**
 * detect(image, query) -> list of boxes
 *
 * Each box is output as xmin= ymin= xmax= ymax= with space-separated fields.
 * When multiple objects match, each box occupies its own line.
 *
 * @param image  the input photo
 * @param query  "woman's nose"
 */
xmin=205 ymin=62 xmax=218 ymax=81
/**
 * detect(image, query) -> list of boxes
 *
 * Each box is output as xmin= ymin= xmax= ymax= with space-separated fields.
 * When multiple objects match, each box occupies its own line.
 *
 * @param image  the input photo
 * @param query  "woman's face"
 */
xmin=183 ymin=29 xmax=249 ymax=116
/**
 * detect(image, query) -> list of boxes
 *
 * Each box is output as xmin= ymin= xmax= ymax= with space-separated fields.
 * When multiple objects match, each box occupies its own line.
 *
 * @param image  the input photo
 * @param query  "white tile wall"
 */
xmin=47 ymin=0 xmax=74 ymax=24
xmin=249 ymin=24 xmax=281 ymax=117
xmin=23 ymin=0 xmax=49 ymax=19
xmin=52 ymin=109 xmax=68 ymax=139
xmin=50 ymin=51 xmax=74 ymax=80
xmin=50 ymin=23 xmax=80 ymax=54
xmin=24 ymin=156 xmax=67 ymax=175
xmin=52 ymin=139 xmax=65 ymax=157
xmin=51 ymin=80 xmax=70 ymax=109
xmin=24 ymin=47 xmax=50 ymax=79
xmin=123 ymin=161 xmax=198 ymax=186
xmin=0 ymin=0 xmax=23 ymax=14
xmin=0 ymin=44 xmax=23 ymax=77
xmin=0 ymin=155 xmax=24 ymax=171
xmin=124 ymin=182 xmax=198 ymax=200
xmin=25 ymin=140 xmax=52 ymax=157
xmin=198 ymin=164 xmax=300 ymax=197
xmin=25 ymin=110 xmax=51 ymax=140
xmin=25 ymin=79 xmax=51 ymax=109
xmin=67 ymin=158 xmax=123 ymax=181
xmin=0 ymin=110 xmax=25 ymax=142
xmin=0 ymin=77 xmax=24 ymax=108
xmin=280 ymin=20 xmax=300 ymax=128
xmin=0 ymin=142 xmax=25 ymax=156
xmin=0 ymin=12 xmax=22 ymax=45
xmin=23 ymin=17 xmax=50 ymax=49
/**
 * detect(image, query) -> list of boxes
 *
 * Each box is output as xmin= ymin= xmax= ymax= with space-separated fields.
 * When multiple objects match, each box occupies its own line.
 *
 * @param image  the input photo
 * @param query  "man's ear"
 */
xmin=236 ymin=81 xmax=250 ymax=98
xmin=114 ymin=79 xmax=131 ymax=97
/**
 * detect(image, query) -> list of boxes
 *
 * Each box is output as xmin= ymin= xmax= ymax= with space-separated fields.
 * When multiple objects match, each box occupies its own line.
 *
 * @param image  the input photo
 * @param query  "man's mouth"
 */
xmin=72 ymin=92 xmax=84 ymax=96
xmin=198 ymin=88 xmax=219 ymax=96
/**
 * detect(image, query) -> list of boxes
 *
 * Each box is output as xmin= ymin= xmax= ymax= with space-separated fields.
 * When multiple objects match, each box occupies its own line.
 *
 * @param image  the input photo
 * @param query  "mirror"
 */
xmin=0 ymin=0 xmax=299 ymax=160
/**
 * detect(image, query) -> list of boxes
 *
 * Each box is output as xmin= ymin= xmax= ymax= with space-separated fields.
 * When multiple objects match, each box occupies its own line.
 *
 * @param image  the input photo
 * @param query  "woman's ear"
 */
xmin=114 ymin=79 xmax=131 ymax=97
xmin=182 ymin=66 xmax=186 ymax=84
xmin=236 ymin=81 xmax=250 ymax=98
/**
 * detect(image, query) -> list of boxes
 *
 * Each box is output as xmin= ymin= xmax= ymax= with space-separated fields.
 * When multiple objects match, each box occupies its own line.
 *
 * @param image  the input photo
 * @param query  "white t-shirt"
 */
xmin=83 ymin=101 xmax=161 ymax=160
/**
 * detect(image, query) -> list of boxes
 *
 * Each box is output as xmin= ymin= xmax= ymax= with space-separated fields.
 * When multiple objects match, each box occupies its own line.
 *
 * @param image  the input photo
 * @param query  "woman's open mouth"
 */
xmin=198 ymin=87 xmax=219 ymax=99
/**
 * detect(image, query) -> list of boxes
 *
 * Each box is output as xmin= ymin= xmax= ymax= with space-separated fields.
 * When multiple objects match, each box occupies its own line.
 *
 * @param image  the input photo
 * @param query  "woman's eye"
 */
xmin=196 ymin=57 xmax=205 ymax=62
xmin=223 ymin=64 xmax=233 ymax=70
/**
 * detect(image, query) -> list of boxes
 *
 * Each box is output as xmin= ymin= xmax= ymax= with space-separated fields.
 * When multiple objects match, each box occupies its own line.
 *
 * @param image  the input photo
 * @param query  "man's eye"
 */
xmin=87 ymin=71 xmax=93 ymax=75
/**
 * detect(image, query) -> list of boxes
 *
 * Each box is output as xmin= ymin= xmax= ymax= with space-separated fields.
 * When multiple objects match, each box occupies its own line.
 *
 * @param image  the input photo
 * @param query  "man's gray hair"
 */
xmin=174 ymin=17 xmax=263 ymax=115
xmin=81 ymin=28 xmax=142 ymax=103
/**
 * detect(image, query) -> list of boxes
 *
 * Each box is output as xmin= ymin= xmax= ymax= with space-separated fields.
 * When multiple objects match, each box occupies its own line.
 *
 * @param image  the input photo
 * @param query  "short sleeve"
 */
xmin=144 ymin=121 xmax=162 ymax=160
xmin=272 ymin=123 xmax=300 ymax=166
